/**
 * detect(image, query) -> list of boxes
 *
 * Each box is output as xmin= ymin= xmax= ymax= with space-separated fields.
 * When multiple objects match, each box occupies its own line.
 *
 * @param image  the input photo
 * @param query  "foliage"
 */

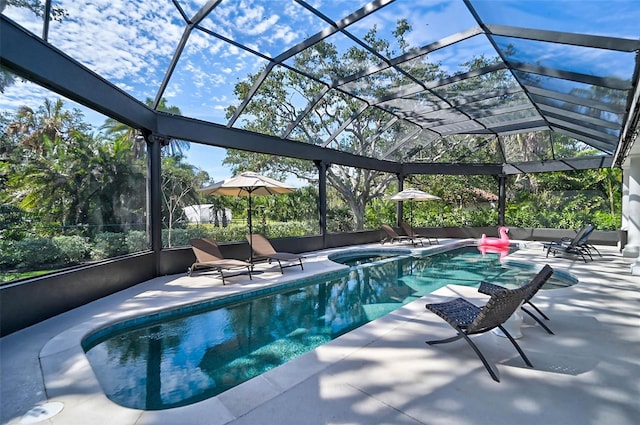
xmin=263 ymin=221 xmax=315 ymax=238
xmin=364 ymin=198 xmax=396 ymax=229
xmin=3 ymin=237 xmax=59 ymax=269
xmin=100 ymin=97 xmax=190 ymax=159
xmin=0 ymin=269 xmax=53 ymax=284
xmin=0 ymin=203 xmax=32 ymax=240
xmin=125 ymin=231 xmax=149 ymax=253
xmin=1 ymin=97 xmax=201 ymax=274
xmin=505 ymin=168 xmax=621 ymax=230
xmin=326 ymin=206 xmax=355 ymax=233
xmin=90 ymin=232 xmax=128 ymax=260
xmin=161 ymin=155 xmax=209 ymax=247
xmin=222 ymin=21 xmax=423 ymax=230
xmin=2 ymin=0 xmax=67 ymax=21
xmin=161 ymin=226 xmax=211 ymax=248
xmin=164 ymin=221 xmax=316 ymax=248
xmin=52 ymin=235 xmax=89 ymax=263
xmin=0 ymin=234 xmax=88 ymax=269
xmin=0 ymin=88 xmax=624 ymax=284
xmin=592 ymin=211 xmax=620 ymax=230
xmin=2 ymin=99 xmax=146 ymax=234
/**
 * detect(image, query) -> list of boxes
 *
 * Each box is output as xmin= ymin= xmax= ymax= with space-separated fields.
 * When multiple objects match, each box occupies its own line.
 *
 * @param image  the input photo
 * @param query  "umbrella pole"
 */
xmin=410 ymin=201 xmax=414 ymax=228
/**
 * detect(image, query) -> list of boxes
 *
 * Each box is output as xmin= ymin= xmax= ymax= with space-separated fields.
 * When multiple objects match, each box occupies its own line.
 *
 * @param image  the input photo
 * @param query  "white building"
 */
xmin=183 ymin=205 xmax=232 ymax=225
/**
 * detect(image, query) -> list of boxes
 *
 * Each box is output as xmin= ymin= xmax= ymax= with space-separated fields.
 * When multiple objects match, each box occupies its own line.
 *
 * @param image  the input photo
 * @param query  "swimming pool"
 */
xmin=82 ymin=245 xmax=575 ymax=410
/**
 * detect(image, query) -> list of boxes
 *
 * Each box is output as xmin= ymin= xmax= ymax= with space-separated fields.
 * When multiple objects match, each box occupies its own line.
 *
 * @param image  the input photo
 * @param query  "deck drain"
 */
xmin=20 ymin=402 xmax=64 ymax=424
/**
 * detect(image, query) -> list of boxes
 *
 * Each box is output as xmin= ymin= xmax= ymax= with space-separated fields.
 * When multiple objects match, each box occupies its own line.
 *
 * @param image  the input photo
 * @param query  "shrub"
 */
xmin=439 ymin=208 xmax=471 ymax=227
xmin=0 ymin=204 xmax=30 ymax=241
xmin=466 ymin=208 xmax=498 ymax=227
xmin=263 ymin=221 xmax=315 ymax=238
xmin=125 ymin=231 xmax=149 ymax=253
xmin=592 ymin=211 xmax=620 ymax=231
xmin=327 ymin=207 xmax=353 ymax=232
xmin=14 ymin=237 xmax=61 ymax=268
xmin=162 ymin=227 xmax=211 ymax=248
xmin=91 ymin=232 xmax=128 ymax=260
xmin=163 ymin=222 xmax=317 ymax=248
xmin=0 ymin=240 xmax=17 ymax=269
xmin=201 ymin=223 xmax=250 ymax=243
xmin=52 ymin=235 xmax=90 ymax=263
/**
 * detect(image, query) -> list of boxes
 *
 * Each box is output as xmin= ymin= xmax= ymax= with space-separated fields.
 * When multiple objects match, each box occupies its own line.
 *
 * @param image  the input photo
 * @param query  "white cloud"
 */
xmin=0 ymin=81 xmax=52 ymax=111
xmin=205 ymin=37 xmax=227 ymax=57
xmin=244 ymin=13 xmax=280 ymax=37
xmin=186 ymin=30 xmax=211 ymax=55
xmin=223 ymin=44 xmax=240 ymax=58
xmin=270 ymin=24 xmax=299 ymax=46
xmin=0 ymin=80 xmax=108 ymax=129
xmin=2 ymin=4 xmax=43 ymax=34
xmin=41 ymin=0 xmax=185 ymax=92
xmin=164 ymin=83 xmax=182 ymax=98
xmin=185 ymin=61 xmax=207 ymax=89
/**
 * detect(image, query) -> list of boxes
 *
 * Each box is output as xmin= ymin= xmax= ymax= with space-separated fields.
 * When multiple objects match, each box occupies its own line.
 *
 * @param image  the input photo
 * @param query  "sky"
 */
xmin=2 ymin=0 xmax=639 ymax=185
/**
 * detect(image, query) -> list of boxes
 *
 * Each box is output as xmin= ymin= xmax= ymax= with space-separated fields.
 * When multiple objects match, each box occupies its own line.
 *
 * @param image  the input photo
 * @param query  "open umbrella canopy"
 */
xmin=388 ymin=188 xmax=441 ymax=228
xmin=388 ymin=188 xmax=441 ymax=202
xmin=200 ymin=172 xmax=295 ymax=197
xmin=199 ymin=172 xmax=295 ymax=262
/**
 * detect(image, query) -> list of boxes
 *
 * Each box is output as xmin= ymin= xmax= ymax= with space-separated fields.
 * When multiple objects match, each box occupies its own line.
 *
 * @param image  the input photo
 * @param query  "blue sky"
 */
xmin=2 ymin=0 xmax=639 ymax=185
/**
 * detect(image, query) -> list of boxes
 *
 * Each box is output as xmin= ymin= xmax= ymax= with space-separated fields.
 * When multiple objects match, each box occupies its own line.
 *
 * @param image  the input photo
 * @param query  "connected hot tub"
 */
xmin=328 ymin=249 xmax=412 ymax=266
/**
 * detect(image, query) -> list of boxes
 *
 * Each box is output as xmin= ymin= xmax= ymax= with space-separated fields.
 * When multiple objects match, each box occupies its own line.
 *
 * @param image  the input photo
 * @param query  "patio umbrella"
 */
xmin=387 ymin=188 xmax=441 ymax=228
xmin=199 ymin=172 xmax=295 ymax=262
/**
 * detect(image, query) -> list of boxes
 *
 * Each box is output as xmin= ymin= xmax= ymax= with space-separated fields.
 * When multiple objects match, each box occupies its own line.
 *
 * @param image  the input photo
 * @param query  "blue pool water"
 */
xmin=82 ymin=245 xmax=574 ymax=410
xmin=328 ymin=248 xmax=411 ymax=266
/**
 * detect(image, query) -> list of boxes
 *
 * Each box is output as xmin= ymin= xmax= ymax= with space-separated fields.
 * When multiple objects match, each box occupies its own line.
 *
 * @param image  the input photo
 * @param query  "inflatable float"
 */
xmin=477 ymin=227 xmax=510 ymax=260
xmin=477 ymin=244 xmax=510 ymax=260
xmin=478 ymin=226 xmax=510 ymax=247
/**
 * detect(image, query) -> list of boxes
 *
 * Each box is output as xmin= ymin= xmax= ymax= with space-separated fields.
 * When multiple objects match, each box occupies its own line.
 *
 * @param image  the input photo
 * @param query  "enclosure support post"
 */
xmin=146 ymin=132 xmax=165 ymax=275
xmin=315 ymin=160 xmax=328 ymax=248
xmin=498 ymin=174 xmax=506 ymax=226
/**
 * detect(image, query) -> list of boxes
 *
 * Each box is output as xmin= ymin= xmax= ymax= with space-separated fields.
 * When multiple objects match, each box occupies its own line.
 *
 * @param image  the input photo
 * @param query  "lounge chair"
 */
xmin=571 ymin=224 xmax=601 ymax=258
xmin=425 ymin=265 xmax=554 ymax=382
xmin=477 ymin=264 xmax=555 ymax=334
xmin=545 ymin=224 xmax=597 ymax=262
xmin=188 ymin=238 xmax=252 ymax=284
xmin=247 ymin=233 xmax=304 ymax=273
xmin=381 ymin=224 xmax=422 ymax=246
xmin=400 ymin=221 xmax=438 ymax=245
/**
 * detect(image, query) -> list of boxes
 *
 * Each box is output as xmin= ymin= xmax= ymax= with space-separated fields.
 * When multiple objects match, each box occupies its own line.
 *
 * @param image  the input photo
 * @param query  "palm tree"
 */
xmin=100 ymin=97 xmax=190 ymax=159
xmin=0 ymin=66 xmax=17 ymax=93
xmin=5 ymin=99 xmax=89 ymax=156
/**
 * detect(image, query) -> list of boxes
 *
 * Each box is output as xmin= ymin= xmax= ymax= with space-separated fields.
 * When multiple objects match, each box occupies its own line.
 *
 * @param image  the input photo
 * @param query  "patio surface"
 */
xmin=1 ymin=240 xmax=639 ymax=425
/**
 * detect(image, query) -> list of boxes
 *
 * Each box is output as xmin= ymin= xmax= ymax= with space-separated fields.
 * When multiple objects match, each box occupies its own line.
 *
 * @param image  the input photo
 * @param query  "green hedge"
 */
xmin=0 ymin=221 xmax=316 ymax=277
xmin=162 ymin=221 xmax=316 ymax=247
xmin=0 ymin=235 xmax=90 ymax=270
xmin=0 ymin=212 xmax=620 ymax=283
xmin=53 ymin=235 xmax=90 ymax=263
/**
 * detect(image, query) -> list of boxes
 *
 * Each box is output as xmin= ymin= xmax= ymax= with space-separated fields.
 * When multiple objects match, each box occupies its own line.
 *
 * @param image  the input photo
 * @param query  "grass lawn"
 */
xmin=0 ymin=269 xmax=58 ymax=284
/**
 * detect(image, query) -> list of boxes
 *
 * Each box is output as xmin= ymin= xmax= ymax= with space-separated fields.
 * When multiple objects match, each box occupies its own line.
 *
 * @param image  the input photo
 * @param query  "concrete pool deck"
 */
xmin=1 ymin=240 xmax=639 ymax=425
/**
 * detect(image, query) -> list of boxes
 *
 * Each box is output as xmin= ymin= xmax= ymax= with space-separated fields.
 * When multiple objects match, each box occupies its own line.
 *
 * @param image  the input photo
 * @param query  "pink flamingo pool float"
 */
xmin=477 ymin=227 xmax=510 ymax=259
xmin=478 ymin=226 xmax=510 ymax=247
